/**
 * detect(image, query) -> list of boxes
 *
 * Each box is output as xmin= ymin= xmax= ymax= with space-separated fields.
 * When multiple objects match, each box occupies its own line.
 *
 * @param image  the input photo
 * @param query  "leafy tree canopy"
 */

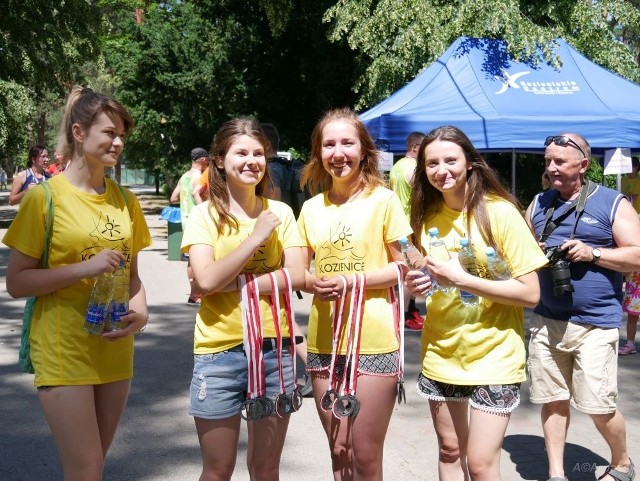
xmin=101 ymin=0 xmax=357 ymax=183
xmin=324 ymin=0 xmax=640 ymax=109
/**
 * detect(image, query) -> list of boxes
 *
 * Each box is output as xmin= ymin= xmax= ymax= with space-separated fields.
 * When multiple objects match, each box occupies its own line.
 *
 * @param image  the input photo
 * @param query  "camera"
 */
xmin=545 ymin=246 xmax=574 ymax=296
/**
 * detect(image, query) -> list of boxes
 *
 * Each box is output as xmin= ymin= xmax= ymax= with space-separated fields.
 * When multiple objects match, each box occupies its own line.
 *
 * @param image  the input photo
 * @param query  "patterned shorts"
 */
xmin=623 ymin=271 xmax=640 ymax=316
xmin=417 ymin=374 xmax=521 ymax=414
xmin=307 ymin=351 xmax=399 ymax=378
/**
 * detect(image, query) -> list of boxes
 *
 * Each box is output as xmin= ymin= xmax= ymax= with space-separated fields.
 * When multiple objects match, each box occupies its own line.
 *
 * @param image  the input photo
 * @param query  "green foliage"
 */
xmin=100 ymin=0 xmax=357 ymax=190
xmin=0 ymin=0 xmax=104 ymax=165
xmin=0 ymin=0 xmax=103 ymax=95
xmin=324 ymin=0 xmax=640 ymax=109
xmin=0 ymin=81 xmax=38 ymax=171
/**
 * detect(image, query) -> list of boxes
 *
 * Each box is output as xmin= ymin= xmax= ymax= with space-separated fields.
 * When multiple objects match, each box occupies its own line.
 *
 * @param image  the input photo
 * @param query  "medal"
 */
xmin=275 ymin=393 xmax=293 ymax=417
xmin=290 ymin=388 xmax=303 ymax=412
xmin=397 ymin=378 xmax=406 ymax=404
xmin=241 ymin=398 xmax=264 ymax=421
xmin=320 ymin=389 xmax=337 ymax=412
xmin=332 ymin=394 xmax=360 ymax=418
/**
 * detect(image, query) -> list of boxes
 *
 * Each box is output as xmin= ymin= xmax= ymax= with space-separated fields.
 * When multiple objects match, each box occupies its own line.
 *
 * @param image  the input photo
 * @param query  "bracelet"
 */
xmin=138 ymin=313 xmax=149 ymax=334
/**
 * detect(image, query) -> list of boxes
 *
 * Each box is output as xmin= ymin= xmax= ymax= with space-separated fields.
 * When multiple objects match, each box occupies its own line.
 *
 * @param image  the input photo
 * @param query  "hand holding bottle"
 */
xmin=405 ymin=269 xmax=435 ymax=297
xmin=84 ymin=249 xmax=127 ymax=278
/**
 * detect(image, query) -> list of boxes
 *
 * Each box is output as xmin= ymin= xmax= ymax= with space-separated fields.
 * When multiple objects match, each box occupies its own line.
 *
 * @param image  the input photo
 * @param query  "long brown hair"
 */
xmin=409 ymin=126 xmax=521 ymax=253
xmin=59 ymin=86 xmax=134 ymax=161
xmin=300 ymin=107 xmax=385 ymax=197
xmin=207 ymin=117 xmax=271 ymax=235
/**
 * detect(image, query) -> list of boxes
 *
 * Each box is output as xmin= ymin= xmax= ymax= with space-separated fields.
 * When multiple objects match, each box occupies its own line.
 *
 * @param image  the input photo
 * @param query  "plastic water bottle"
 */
xmin=398 ymin=236 xmax=437 ymax=296
xmin=427 ymin=227 xmax=454 ymax=293
xmin=85 ymin=273 xmax=114 ymax=335
xmin=486 ymin=247 xmax=512 ymax=280
xmin=458 ymin=238 xmax=479 ymax=307
xmin=106 ymin=262 xmax=129 ymax=332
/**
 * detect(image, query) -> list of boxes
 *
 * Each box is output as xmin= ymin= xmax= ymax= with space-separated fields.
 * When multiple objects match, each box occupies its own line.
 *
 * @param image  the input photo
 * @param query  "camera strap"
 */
xmin=539 ymin=180 xmax=595 ymax=243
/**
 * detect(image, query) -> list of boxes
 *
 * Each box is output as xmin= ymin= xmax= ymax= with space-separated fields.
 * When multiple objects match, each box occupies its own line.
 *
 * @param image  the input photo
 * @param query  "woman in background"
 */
xmin=9 ymin=145 xmax=51 ymax=205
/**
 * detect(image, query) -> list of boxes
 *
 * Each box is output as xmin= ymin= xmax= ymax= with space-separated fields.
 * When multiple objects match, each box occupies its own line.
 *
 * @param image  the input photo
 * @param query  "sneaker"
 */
xmin=619 ymin=341 xmax=637 ymax=355
xmin=404 ymin=310 xmax=424 ymax=330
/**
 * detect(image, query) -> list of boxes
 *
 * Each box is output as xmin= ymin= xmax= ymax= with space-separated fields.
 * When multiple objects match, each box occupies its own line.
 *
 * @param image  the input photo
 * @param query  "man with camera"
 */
xmin=525 ymin=133 xmax=639 ymax=481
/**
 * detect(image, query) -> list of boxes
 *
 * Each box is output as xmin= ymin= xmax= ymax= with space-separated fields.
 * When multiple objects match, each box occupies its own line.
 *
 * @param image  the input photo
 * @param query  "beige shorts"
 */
xmin=528 ymin=313 xmax=619 ymax=414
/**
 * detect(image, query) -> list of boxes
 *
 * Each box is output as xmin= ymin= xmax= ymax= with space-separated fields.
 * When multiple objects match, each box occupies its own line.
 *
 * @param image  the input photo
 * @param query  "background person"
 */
xmin=193 ymin=166 xmax=210 ymax=204
xmin=170 ymin=147 xmax=209 ymax=304
xmin=298 ymin=108 xmax=411 ymax=481
xmin=259 ymin=121 xmax=312 ymax=394
xmin=0 ymin=166 xmax=7 ymax=190
xmin=406 ymin=125 xmax=547 ymax=481
xmin=181 ymin=117 xmax=305 ymax=481
xmin=9 ymin=145 xmax=51 ymax=205
xmin=3 ymin=86 xmax=151 ymax=480
xmin=46 ymin=150 xmax=67 ymax=176
xmin=389 ymin=130 xmax=426 ymax=330
xmin=526 ymin=133 xmax=639 ymax=481
xmin=620 ymin=156 xmax=640 ymax=355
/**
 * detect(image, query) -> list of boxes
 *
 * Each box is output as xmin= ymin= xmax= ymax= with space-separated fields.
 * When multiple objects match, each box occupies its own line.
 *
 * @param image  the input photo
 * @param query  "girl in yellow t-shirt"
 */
xmin=3 ymin=86 xmax=151 ymax=479
xmin=297 ymin=108 xmax=412 ymax=480
xmin=406 ymin=126 xmax=547 ymax=480
xmin=180 ymin=118 xmax=305 ymax=481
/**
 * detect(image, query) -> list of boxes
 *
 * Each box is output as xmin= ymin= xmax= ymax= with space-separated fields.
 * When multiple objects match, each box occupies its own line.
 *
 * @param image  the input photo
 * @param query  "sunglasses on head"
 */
xmin=544 ymin=135 xmax=587 ymax=159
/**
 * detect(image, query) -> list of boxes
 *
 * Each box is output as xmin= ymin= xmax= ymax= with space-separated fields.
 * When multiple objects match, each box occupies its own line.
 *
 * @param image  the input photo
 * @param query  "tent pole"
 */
xmin=512 ymin=149 xmax=516 ymax=196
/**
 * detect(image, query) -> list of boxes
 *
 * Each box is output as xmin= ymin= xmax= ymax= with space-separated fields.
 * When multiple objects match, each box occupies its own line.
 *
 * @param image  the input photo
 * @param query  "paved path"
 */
xmin=0 ymin=187 xmax=638 ymax=480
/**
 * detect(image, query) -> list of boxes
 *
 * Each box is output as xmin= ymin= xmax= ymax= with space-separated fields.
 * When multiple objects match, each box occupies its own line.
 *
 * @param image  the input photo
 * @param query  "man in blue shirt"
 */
xmin=526 ymin=133 xmax=639 ymax=481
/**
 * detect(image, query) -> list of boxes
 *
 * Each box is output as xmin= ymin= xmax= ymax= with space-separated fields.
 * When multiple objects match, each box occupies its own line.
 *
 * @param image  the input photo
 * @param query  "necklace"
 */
xmin=28 ymin=168 xmax=44 ymax=184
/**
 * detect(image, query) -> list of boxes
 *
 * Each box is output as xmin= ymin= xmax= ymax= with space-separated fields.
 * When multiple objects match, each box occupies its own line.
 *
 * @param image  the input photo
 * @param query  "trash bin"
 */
xmin=160 ymin=206 xmax=183 ymax=261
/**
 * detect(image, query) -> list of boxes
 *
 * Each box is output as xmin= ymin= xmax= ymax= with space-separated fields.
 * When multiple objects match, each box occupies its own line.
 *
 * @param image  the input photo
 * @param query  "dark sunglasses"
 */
xmin=544 ymin=135 xmax=587 ymax=159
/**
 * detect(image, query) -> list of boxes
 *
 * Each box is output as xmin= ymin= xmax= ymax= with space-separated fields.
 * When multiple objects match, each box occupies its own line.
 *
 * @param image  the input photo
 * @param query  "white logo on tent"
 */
xmin=494 ymin=69 xmax=531 ymax=94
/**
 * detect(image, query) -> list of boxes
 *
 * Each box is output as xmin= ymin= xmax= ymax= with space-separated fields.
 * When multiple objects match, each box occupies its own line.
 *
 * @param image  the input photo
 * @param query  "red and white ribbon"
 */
xmin=240 ymin=274 xmax=265 ymax=399
xmin=325 ymin=274 xmax=349 ymax=403
xmin=390 ymin=262 xmax=405 ymax=384
xmin=267 ymin=268 xmax=296 ymax=396
xmin=340 ymin=273 xmax=366 ymax=398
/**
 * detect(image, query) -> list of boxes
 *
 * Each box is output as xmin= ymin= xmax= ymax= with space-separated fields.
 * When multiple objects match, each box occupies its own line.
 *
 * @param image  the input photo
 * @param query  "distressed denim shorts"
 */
xmin=417 ymin=374 xmax=521 ymax=415
xmin=189 ymin=349 xmax=295 ymax=420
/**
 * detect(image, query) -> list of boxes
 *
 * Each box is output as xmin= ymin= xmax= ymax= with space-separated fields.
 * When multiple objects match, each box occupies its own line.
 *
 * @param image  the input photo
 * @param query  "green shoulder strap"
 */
xmin=40 ymin=182 xmax=54 ymax=267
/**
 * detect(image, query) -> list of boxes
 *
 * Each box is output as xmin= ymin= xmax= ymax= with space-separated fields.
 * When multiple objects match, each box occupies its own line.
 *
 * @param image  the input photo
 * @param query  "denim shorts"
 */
xmin=417 ymin=374 xmax=521 ymax=414
xmin=189 ymin=349 xmax=295 ymax=420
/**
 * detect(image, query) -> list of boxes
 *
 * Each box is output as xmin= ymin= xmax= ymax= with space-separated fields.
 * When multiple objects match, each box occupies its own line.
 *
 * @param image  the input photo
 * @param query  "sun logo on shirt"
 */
xmin=333 ymin=224 xmax=352 ymax=248
xmin=101 ymin=215 xmax=122 ymax=238
xmin=317 ymin=221 xmax=365 ymax=265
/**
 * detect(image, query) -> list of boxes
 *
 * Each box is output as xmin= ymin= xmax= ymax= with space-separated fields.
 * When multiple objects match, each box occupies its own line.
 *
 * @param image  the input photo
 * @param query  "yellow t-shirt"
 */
xmin=621 ymin=175 xmax=640 ymax=213
xmin=418 ymin=198 xmax=548 ymax=385
xmin=2 ymin=175 xmax=151 ymax=387
xmin=298 ymin=186 xmax=412 ymax=355
xmin=389 ymin=156 xmax=415 ymax=216
xmin=181 ymin=198 xmax=304 ymax=354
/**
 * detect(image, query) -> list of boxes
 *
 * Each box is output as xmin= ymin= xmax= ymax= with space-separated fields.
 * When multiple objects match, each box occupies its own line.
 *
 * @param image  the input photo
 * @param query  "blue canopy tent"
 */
xmin=360 ymin=36 xmax=640 ymax=158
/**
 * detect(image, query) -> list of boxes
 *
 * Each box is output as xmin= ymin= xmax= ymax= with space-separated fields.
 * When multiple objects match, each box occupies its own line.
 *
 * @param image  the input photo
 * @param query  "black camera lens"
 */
xmin=551 ymin=260 xmax=574 ymax=296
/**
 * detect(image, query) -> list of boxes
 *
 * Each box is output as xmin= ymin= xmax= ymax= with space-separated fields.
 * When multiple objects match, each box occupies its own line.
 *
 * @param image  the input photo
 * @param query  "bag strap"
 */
xmin=39 ymin=182 xmax=54 ymax=267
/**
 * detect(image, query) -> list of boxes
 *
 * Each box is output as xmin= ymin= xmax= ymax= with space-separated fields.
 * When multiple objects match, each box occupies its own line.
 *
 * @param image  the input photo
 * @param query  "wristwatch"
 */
xmin=591 ymin=248 xmax=602 ymax=263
